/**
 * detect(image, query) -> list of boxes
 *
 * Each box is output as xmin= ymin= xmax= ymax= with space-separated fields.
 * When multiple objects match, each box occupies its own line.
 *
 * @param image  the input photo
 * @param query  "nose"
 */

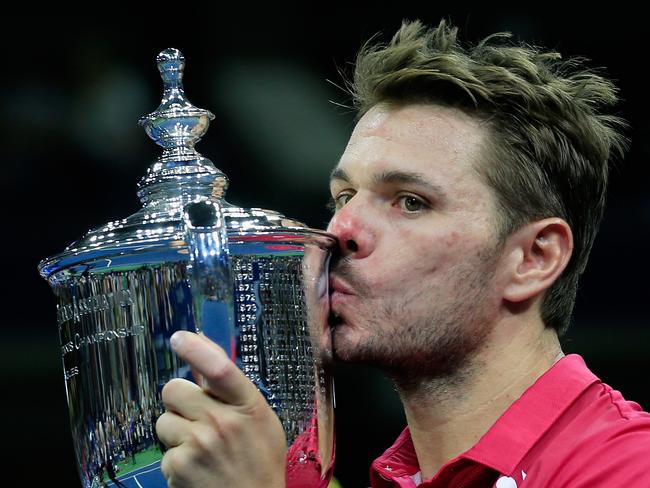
xmin=327 ymin=199 xmax=375 ymax=259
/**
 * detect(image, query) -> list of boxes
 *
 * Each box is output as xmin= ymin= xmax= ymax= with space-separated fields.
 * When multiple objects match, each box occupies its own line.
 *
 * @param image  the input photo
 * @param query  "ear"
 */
xmin=503 ymin=218 xmax=573 ymax=303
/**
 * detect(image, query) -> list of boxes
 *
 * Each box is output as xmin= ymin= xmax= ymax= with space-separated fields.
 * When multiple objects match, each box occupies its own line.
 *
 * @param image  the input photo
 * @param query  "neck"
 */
xmin=395 ymin=316 xmax=563 ymax=480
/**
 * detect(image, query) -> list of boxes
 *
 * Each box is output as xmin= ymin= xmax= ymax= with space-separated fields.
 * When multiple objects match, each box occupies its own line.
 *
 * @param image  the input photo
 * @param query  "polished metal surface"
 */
xmin=39 ymin=48 xmax=335 ymax=488
xmin=184 ymin=200 xmax=235 ymax=355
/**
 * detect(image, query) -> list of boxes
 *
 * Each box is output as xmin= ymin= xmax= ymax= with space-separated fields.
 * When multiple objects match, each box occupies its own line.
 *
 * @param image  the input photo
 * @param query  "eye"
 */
xmin=397 ymin=194 xmax=427 ymax=213
xmin=329 ymin=191 xmax=355 ymax=211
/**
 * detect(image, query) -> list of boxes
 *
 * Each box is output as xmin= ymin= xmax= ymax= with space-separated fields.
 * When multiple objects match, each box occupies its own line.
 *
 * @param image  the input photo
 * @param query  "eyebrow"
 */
xmin=330 ymin=167 xmax=446 ymax=199
xmin=330 ymin=167 xmax=351 ymax=182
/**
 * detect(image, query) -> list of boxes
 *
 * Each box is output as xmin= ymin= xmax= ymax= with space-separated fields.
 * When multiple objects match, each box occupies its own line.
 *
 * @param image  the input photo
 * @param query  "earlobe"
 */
xmin=503 ymin=219 xmax=573 ymax=304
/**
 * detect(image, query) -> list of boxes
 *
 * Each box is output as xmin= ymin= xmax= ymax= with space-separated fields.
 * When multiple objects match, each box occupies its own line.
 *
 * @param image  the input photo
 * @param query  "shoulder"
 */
xmin=557 ymin=426 xmax=650 ymax=486
xmin=547 ymin=382 xmax=650 ymax=486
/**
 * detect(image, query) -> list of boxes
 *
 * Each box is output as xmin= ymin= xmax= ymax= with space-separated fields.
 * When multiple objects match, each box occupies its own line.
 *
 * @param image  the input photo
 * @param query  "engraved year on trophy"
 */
xmin=38 ymin=48 xmax=336 ymax=488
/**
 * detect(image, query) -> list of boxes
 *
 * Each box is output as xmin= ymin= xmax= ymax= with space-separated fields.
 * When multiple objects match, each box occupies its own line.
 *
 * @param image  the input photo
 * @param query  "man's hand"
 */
xmin=156 ymin=331 xmax=287 ymax=487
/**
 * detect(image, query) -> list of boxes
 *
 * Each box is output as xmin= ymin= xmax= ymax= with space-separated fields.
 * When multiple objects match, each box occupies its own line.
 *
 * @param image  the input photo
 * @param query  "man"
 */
xmin=155 ymin=19 xmax=650 ymax=487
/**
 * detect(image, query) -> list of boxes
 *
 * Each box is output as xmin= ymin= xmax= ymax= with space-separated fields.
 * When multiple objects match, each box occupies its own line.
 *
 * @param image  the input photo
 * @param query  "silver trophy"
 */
xmin=38 ymin=48 xmax=336 ymax=488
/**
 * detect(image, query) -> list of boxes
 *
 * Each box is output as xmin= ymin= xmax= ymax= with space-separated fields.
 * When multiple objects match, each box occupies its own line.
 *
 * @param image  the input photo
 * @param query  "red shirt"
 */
xmin=369 ymin=354 xmax=650 ymax=487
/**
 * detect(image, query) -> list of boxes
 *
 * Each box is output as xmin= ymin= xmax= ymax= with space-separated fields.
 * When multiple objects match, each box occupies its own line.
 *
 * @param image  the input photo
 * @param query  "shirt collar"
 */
xmin=370 ymin=427 xmax=419 ymax=480
xmin=371 ymin=354 xmax=599 ymax=479
xmin=464 ymin=353 xmax=599 ymax=474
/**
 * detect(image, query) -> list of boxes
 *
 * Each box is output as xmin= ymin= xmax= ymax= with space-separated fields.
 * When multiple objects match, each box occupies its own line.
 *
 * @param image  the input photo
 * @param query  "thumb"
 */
xmin=171 ymin=331 xmax=259 ymax=406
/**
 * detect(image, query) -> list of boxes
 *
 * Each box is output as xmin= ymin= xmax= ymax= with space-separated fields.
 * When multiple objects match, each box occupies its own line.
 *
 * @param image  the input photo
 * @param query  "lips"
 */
xmin=328 ymin=275 xmax=355 ymax=328
xmin=329 ymin=275 xmax=355 ymax=296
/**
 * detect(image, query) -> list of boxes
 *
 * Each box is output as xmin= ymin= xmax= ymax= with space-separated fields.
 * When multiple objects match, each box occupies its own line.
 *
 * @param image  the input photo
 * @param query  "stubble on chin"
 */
xmin=332 ymin=245 xmax=501 ymax=392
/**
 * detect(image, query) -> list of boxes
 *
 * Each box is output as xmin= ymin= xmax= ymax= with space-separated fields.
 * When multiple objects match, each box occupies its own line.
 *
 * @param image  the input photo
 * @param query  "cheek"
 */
xmin=363 ymin=239 xmax=438 ymax=291
xmin=444 ymin=231 xmax=461 ymax=248
xmin=374 ymin=229 xmax=482 ymax=286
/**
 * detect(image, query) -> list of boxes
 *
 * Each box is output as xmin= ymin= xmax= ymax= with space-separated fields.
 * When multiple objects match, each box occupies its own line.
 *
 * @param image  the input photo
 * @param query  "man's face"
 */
xmin=326 ymin=103 xmax=505 ymax=380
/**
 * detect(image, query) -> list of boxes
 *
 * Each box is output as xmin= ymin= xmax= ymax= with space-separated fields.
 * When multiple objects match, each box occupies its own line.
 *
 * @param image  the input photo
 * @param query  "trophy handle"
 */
xmin=183 ymin=200 xmax=236 ymax=360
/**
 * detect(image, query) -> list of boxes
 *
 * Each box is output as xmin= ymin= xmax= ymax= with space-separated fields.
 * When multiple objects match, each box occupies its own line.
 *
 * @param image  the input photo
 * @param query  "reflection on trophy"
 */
xmin=38 ymin=48 xmax=336 ymax=488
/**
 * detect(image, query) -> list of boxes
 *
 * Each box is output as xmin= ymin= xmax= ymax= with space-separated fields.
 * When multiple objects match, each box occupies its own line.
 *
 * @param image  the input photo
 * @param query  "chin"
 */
xmin=331 ymin=323 xmax=361 ymax=361
xmin=331 ymin=325 xmax=384 ymax=366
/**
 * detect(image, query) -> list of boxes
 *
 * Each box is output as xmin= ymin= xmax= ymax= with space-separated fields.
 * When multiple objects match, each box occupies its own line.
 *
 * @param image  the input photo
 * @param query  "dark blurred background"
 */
xmin=2 ymin=11 xmax=648 ymax=487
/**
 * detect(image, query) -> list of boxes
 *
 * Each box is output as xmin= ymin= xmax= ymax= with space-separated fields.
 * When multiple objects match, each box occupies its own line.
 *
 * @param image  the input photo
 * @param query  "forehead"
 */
xmin=334 ymin=103 xmax=489 ymax=188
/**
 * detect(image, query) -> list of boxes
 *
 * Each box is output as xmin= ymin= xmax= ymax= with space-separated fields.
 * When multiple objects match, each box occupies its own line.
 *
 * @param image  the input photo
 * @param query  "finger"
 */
xmin=191 ymin=366 xmax=204 ymax=387
xmin=171 ymin=331 xmax=260 ymax=407
xmin=160 ymin=446 xmax=180 ymax=483
xmin=161 ymin=377 xmax=217 ymax=421
xmin=156 ymin=411 xmax=193 ymax=448
xmin=197 ymin=329 xmax=237 ymax=361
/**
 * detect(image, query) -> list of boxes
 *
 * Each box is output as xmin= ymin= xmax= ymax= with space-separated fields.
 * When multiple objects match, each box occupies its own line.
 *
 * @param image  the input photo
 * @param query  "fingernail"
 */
xmin=170 ymin=331 xmax=183 ymax=350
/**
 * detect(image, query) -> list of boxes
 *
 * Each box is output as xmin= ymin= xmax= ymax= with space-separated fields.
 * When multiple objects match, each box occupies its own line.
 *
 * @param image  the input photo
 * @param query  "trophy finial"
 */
xmin=157 ymin=48 xmax=185 ymax=84
xmin=138 ymin=47 xmax=215 ymax=150
xmin=136 ymin=48 xmax=227 ymax=205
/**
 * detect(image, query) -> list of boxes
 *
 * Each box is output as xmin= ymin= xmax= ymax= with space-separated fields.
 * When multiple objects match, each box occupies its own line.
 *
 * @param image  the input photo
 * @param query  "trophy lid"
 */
xmin=39 ymin=48 xmax=333 ymax=283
